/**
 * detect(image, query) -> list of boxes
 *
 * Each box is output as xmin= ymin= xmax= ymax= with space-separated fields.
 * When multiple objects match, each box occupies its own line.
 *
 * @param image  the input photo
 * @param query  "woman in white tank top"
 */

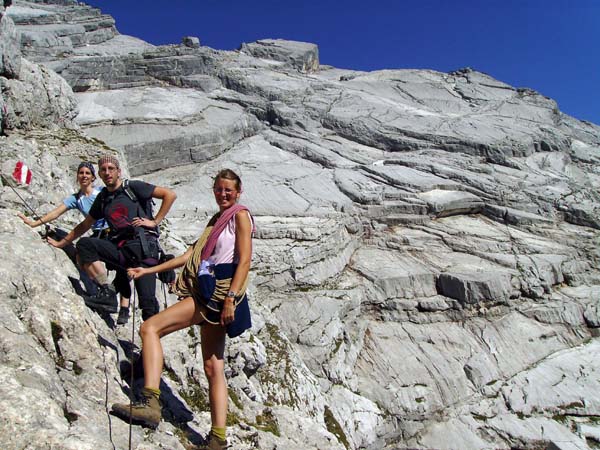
xmin=112 ymin=169 xmax=253 ymax=450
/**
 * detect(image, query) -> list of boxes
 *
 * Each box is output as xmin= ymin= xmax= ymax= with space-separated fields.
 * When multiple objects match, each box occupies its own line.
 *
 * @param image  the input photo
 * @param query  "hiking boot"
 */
xmin=197 ymin=434 xmax=228 ymax=450
xmin=83 ymin=284 xmax=118 ymax=313
xmin=110 ymin=387 xmax=161 ymax=429
xmin=117 ymin=307 xmax=130 ymax=325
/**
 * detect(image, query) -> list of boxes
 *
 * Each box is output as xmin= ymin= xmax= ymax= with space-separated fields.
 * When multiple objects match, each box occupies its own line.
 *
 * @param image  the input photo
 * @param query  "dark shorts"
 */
xmin=77 ymin=237 xmax=159 ymax=318
xmin=196 ymin=262 xmax=252 ymax=339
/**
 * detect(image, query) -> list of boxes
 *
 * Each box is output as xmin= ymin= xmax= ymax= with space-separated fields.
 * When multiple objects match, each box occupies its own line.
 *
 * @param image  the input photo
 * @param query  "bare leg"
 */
xmin=201 ymin=324 xmax=227 ymax=429
xmin=81 ymin=260 xmax=107 ymax=280
xmin=140 ymin=297 xmax=204 ymax=389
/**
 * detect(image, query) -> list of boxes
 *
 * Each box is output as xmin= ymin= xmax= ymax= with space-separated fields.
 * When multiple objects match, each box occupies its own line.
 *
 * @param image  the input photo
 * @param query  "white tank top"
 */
xmin=208 ymin=211 xmax=252 ymax=265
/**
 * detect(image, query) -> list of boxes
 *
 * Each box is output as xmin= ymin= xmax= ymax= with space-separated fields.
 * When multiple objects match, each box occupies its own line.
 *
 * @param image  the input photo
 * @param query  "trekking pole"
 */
xmin=161 ymin=281 xmax=168 ymax=310
xmin=128 ymin=287 xmax=137 ymax=450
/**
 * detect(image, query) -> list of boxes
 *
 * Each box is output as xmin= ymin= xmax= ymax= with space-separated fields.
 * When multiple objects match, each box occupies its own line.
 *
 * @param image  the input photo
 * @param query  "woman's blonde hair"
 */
xmin=213 ymin=169 xmax=242 ymax=191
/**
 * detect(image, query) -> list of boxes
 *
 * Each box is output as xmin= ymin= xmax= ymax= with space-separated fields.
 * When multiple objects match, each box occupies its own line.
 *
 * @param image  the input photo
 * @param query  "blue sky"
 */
xmin=88 ymin=1 xmax=599 ymax=125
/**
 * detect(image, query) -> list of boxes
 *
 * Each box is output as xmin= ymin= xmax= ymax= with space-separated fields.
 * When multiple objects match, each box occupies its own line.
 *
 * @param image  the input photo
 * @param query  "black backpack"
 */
xmin=98 ymin=179 xmax=157 ymax=236
xmin=121 ymin=179 xmax=157 ymax=232
xmin=119 ymin=180 xmax=176 ymax=283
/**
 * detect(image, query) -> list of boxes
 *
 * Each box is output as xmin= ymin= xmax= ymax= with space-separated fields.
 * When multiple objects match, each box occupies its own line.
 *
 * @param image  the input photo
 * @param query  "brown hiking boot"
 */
xmin=110 ymin=387 xmax=161 ymax=429
xmin=196 ymin=433 xmax=228 ymax=450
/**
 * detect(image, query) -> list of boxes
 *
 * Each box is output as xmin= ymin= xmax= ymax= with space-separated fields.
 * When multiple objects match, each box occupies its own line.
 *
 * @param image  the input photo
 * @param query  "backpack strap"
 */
xmin=122 ymin=179 xmax=141 ymax=216
xmin=122 ymin=179 xmax=158 ymax=233
xmin=122 ymin=179 xmax=137 ymax=202
xmin=123 ymin=180 xmax=159 ymax=260
xmin=136 ymin=225 xmax=151 ymax=260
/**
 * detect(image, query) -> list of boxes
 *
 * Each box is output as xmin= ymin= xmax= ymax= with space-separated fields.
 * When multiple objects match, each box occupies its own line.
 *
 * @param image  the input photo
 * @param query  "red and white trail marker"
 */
xmin=12 ymin=161 xmax=33 ymax=185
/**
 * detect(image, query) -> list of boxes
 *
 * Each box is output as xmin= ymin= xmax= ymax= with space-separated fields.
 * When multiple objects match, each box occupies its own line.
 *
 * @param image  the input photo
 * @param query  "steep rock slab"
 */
xmin=327 ymin=385 xmax=390 ymax=450
xmin=9 ymin=1 xmax=116 ymax=61
xmin=502 ymin=340 xmax=600 ymax=417
xmin=264 ymin=286 xmax=363 ymax=378
xmin=2 ymin=58 xmax=77 ymax=131
xmin=418 ymin=189 xmax=484 ymax=217
xmin=263 ymin=128 xmax=357 ymax=169
xmin=412 ymin=414 xmax=587 ymax=450
xmin=321 ymin=68 xmax=571 ymax=159
xmin=334 ymin=169 xmax=384 ymax=204
xmin=350 ymin=247 xmax=438 ymax=300
xmin=464 ymin=312 xmax=587 ymax=388
xmin=76 ymin=86 xmax=262 ymax=175
xmin=220 ymin=65 xmax=324 ymax=106
xmin=240 ymin=39 xmax=319 ymax=73
xmin=365 ymin=163 xmax=460 ymax=192
xmin=437 ymin=270 xmax=512 ymax=304
xmin=144 ymin=135 xmax=354 ymax=222
xmin=484 ymin=204 xmax=555 ymax=226
xmin=71 ymin=34 xmax=154 ymax=57
xmin=352 ymin=313 xmax=589 ymax=444
xmin=253 ymin=216 xmax=359 ymax=289
xmin=408 ymin=417 xmax=492 ymax=450
xmin=0 ymin=8 xmax=21 ymax=78
xmin=0 ymin=209 xmax=142 ymax=450
xmin=561 ymin=197 xmax=600 ymax=230
xmin=354 ymin=320 xmax=481 ymax=420
xmin=33 ymin=42 xmax=224 ymax=92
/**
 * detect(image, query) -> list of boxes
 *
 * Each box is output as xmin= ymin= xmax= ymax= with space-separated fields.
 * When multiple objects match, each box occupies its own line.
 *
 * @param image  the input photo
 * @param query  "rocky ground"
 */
xmin=1 ymin=1 xmax=600 ymax=449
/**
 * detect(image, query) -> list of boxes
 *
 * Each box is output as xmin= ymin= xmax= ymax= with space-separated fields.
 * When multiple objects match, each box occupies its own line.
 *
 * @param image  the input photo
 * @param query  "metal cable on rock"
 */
xmin=128 ymin=287 xmax=137 ymax=450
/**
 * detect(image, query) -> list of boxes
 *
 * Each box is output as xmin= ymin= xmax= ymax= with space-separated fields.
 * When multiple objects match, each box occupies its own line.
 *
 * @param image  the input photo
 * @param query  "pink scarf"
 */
xmin=200 ymin=204 xmax=253 ymax=261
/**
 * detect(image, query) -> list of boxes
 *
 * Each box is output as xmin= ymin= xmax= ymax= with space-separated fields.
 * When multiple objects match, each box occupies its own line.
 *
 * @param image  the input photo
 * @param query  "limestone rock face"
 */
xmin=0 ymin=9 xmax=22 ymax=77
xmin=240 ymin=38 xmax=320 ymax=73
xmin=6 ymin=0 xmax=116 ymax=61
xmin=2 ymin=58 xmax=77 ymax=130
xmin=76 ymin=85 xmax=262 ymax=176
xmin=0 ymin=5 xmax=77 ymax=134
xmin=2 ymin=1 xmax=600 ymax=450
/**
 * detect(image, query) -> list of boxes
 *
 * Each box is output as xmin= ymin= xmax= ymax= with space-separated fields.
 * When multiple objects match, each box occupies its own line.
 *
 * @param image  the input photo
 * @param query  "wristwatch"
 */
xmin=226 ymin=290 xmax=237 ymax=298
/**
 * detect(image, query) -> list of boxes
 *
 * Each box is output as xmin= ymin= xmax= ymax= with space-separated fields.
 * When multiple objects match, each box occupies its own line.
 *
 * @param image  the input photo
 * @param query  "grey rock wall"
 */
xmin=240 ymin=38 xmax=320 ymax=73
xmin=0 ymin=5 xmax=77 ymax=133
xmin=7 ymin=0 xmax=116 ymax=61
xmin=0 ymin=8 xmax=22 ymax=78
xmin=2 ymin=57 xmax=77 ymax=130
xmin=2 ymin=1 xmax=600 ymax=449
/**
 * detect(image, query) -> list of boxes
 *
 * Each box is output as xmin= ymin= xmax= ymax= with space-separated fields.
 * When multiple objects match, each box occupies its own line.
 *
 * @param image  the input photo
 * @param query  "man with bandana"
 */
xmin=49 ymin=155 xmax=177 ymax=321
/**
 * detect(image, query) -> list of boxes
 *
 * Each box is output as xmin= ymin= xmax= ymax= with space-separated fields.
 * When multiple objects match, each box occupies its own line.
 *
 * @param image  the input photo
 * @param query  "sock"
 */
xmin=211 ymin=426 xmax=226 ymax=441
xmin=142 ymin=387 xmax=161 ymax=398
xmin=94 ymin=272 xmax=109 ymax=286
xmin=120 ymin=306 xmax=129 ymax=311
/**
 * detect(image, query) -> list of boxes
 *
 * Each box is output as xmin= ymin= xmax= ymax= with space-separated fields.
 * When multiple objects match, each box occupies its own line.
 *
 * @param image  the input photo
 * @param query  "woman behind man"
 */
xmin=17 ymin=161 xmax=132 ymax=324
xmin=111 ymin=169 xmax=253 ymax=450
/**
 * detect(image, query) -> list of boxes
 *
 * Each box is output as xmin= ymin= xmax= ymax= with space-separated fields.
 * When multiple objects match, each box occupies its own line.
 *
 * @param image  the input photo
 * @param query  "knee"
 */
xmin=203 ymin=358 xmax=224 ymax=383
xmin=139 ymin=319 xmax=158 ymax=341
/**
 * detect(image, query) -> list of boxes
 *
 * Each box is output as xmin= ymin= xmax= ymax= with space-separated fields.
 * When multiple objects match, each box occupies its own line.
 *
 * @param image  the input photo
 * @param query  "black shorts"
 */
xmin=77 ymin=237 xmax=159 ymax=316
